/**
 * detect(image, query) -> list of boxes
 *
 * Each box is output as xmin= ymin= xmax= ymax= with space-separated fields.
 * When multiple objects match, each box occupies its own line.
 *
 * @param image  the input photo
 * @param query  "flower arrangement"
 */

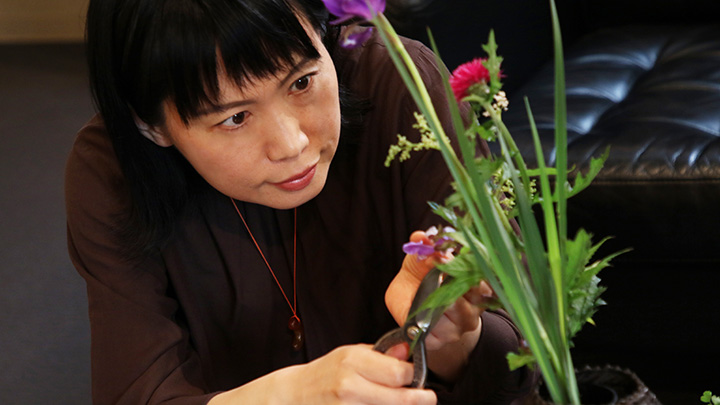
xmin=321 ymin=0 xmax=627 ymax=403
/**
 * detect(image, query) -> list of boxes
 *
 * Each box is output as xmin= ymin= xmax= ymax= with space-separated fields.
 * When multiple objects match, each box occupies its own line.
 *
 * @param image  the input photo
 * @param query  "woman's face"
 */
xmin=155 ymin=28 xmax=341 ymax=209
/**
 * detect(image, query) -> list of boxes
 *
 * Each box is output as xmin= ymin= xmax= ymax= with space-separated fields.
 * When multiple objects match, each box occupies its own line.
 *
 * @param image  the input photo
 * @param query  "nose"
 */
xmin=265 ymin=112 xmax=309 ymax=162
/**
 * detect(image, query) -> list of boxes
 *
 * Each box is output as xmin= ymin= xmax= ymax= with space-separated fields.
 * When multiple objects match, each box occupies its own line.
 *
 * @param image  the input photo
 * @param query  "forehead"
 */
xmin=210 ymin=27 xmax=326 ymax=102
xmin=160 ymin=6 xmax=324 ymax=124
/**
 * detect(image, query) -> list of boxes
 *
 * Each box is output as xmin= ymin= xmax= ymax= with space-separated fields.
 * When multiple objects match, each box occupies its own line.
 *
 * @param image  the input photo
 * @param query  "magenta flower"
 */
xmin=321 ymin=0 xmax=386 ymax=24
xmin=449 ymin=58 xmax=491 ymax=102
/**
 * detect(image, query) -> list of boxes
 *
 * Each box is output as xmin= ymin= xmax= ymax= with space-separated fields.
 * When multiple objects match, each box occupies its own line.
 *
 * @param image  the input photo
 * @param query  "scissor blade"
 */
xmin=406 ymin=267 xmax=449 ymax=332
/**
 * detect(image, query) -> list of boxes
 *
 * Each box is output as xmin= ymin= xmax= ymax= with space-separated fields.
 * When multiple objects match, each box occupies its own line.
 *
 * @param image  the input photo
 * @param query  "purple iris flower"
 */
xmin=433 ymin=227 xmax=457 ymax=247
xmin=321 ymin=0 xmax=386 ymax=24
xmin=339 ymin=25 xmax=374 ymax=48
xmin=402 ymin=226 xmax=458 ymax=259
xmin=403 ymin=241 xmax=436 ymax=257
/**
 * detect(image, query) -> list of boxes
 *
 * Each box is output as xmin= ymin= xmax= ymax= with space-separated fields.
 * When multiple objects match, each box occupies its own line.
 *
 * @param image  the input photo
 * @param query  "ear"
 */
xmin=132 ymin=114 xmax=174 ymax=147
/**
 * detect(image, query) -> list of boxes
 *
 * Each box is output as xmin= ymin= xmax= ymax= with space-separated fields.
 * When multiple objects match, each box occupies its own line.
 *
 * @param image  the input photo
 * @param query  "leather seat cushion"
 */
xmin=503 ymin=24 xmax=720 ymax=180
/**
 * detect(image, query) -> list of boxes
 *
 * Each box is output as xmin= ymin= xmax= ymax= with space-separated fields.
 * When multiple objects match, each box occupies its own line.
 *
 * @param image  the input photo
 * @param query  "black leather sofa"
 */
xmin=391 ymin=0 xmax=720 ymax=402
xmin=504 ymin=23 xmax=720 ymax=264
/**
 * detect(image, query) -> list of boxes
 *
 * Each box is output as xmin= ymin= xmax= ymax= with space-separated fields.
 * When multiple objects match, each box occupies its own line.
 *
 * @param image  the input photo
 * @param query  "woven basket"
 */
xmin=522 ymin=365 xmax=661 ymax=405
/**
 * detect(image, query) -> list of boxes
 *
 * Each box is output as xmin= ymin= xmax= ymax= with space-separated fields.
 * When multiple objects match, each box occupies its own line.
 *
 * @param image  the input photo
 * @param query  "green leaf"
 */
xmin=429 ymin=201 xmax=460 ymax=227
xmin=474 ymin=119 xmax=498 ymax=142
xmin=563 ymin=229 xmax=629 ymax=339
xmin=582 ymin=247 xmax=630 ymax=284
xmin=531 ymin=148 xmax=609 ymax=203
xmin=550 ymin=0 xmax=568 ymax=258
xmin=564 ymin=228 xmax=593 ymax=284
xmin=437 ymin=252 xmax=480 ymax=278
xmin=566 ymin=147 xmax=610 ymax=199
xmin=526 ymin=167 xmax=559 ymax=177
xmin=412 ymin=268 xmax=482 ymax=316
xmin=507 ymin=351 xmax=536 ymax=371
xmin=701 ymin=391 xmax=713 ymax=403
xmin=567 ymin=274 xmax=605 ymax=338
xmin=481 ymin=30 xmax=504 ymax=96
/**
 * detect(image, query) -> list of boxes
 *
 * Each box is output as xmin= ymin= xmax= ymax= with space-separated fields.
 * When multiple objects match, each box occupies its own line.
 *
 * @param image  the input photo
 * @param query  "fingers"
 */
xmin=316 ymin=345 xmax=436 ymax=405
xmin=352 ymin=347 xmax=435 ymax=405
xmin=383 ymin=342 xmax=410 ymax=361
xmin=425 ymin=295 xmax=481 ymax=351
xmin=463 ymin=280 xmax=498 ymax=307
xmin=409 ymin=230 xmax=431 ymax=243
xmin=347 ymin=378 xmax=437 ymax=405
xmin=400 ymin=250 xmax=436 ymax=282
xmin=444 ymin=296 xmax=482 ymax=332
xmin=338 ymin=346 xmax=413 ymax=388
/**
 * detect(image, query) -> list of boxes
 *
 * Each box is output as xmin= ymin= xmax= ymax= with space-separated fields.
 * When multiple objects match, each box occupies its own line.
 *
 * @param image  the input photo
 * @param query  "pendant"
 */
xmin=288 ymin=315 xmax=304 ymax=351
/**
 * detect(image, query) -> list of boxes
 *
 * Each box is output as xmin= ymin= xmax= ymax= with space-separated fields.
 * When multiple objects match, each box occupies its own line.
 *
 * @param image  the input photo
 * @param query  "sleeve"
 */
xmin=65 ymin=119 xmax=218 ymax=405
xmin=432 ymin=311 xmax=538 ymax=404
xmin=388 ymin=42 xmax=538 ymax=403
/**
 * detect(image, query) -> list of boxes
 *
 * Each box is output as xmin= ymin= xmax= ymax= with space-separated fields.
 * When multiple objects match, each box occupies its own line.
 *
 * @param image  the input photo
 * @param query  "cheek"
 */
xmin=310 ymin=88 xmax=342 ymax=146
xmin=174 ymin=134 xmax=264 ymax=192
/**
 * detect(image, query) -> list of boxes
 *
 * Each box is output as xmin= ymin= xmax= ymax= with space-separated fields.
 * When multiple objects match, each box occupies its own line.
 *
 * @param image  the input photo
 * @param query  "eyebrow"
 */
xmin=197 ymin=56 xmax=316 ymax=116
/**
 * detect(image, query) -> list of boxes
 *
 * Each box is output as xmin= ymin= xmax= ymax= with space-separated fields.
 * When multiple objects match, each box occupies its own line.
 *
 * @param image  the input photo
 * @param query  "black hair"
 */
xmin=85 ymin=0 xmax=359 ymax=259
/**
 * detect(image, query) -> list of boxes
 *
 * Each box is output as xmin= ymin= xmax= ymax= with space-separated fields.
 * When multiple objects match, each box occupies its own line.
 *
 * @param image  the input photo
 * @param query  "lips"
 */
xmin=272 ymin=164 xmax=317 ymax=192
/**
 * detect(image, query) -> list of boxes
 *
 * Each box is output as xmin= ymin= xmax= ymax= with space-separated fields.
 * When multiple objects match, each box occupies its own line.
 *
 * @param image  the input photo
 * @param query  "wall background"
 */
xmin=1 ymin=2 xmax=93 ymax=403
xmin=0 ymin=43 xmax=94 ymax=404
xmin=0 ymin=0 xmax=88 ymax=43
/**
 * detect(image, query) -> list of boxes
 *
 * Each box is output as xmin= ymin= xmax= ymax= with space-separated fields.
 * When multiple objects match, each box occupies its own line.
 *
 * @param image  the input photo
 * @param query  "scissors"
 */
xmin=373 ymin=267 xmax=450 ymax=388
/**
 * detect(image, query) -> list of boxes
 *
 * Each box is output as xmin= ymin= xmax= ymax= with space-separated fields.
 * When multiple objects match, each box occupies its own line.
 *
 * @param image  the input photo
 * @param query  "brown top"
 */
xmin=66 ymin=33 xmax=533 ymax=404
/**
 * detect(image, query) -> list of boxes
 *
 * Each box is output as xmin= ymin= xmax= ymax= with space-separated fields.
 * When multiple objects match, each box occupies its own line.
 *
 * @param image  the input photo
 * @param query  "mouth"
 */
xmin=272 ymin=164 xmax=317 ymax=192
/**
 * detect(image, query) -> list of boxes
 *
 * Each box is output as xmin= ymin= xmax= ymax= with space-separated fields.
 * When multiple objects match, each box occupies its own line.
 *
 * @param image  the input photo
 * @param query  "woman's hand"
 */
xmin=284 ymin=344 xmax=437 ymax=404
xmin=385 ymin=230 xmax=495 ymax=382
xmin=209 ymin=344 xmax=437 ymax=404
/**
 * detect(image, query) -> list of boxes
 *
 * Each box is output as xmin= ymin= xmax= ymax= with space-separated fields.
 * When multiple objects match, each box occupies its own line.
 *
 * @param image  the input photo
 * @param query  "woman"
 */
xmin=65 ymin=0 xmax=534 ymax=403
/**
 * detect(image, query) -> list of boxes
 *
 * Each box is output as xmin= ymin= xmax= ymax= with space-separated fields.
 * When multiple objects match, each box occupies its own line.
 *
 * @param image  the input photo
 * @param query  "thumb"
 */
xmin=386 ymin=235 xmax=437 ymax=325
xmin=400 ymin=253 xmax=436 ymax=284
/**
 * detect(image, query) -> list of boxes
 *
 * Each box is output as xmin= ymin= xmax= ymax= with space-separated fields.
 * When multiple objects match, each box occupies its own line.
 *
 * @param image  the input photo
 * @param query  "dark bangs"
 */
xmin=127 ymin=0 xmax=327 ymax=125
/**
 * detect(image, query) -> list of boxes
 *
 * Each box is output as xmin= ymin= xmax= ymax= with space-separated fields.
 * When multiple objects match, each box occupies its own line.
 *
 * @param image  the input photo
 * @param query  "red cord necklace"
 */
xmin=230 ymin=198 xmax=303 ymax=351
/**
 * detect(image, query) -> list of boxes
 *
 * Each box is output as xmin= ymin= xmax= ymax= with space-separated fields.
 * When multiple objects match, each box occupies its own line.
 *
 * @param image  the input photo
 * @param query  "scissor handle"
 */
xmin=372 ymin=328 xmax=406 ymax=353
xmin=372 ymin=327 xmax=428 ymax=388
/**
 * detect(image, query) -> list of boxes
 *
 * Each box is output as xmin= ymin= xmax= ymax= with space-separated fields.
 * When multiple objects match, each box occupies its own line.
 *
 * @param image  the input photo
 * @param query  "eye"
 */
xmin=219 ymin=111 xmax=248 ymax=129
xmin=290 ymin=74 xmax=313 ymax=92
